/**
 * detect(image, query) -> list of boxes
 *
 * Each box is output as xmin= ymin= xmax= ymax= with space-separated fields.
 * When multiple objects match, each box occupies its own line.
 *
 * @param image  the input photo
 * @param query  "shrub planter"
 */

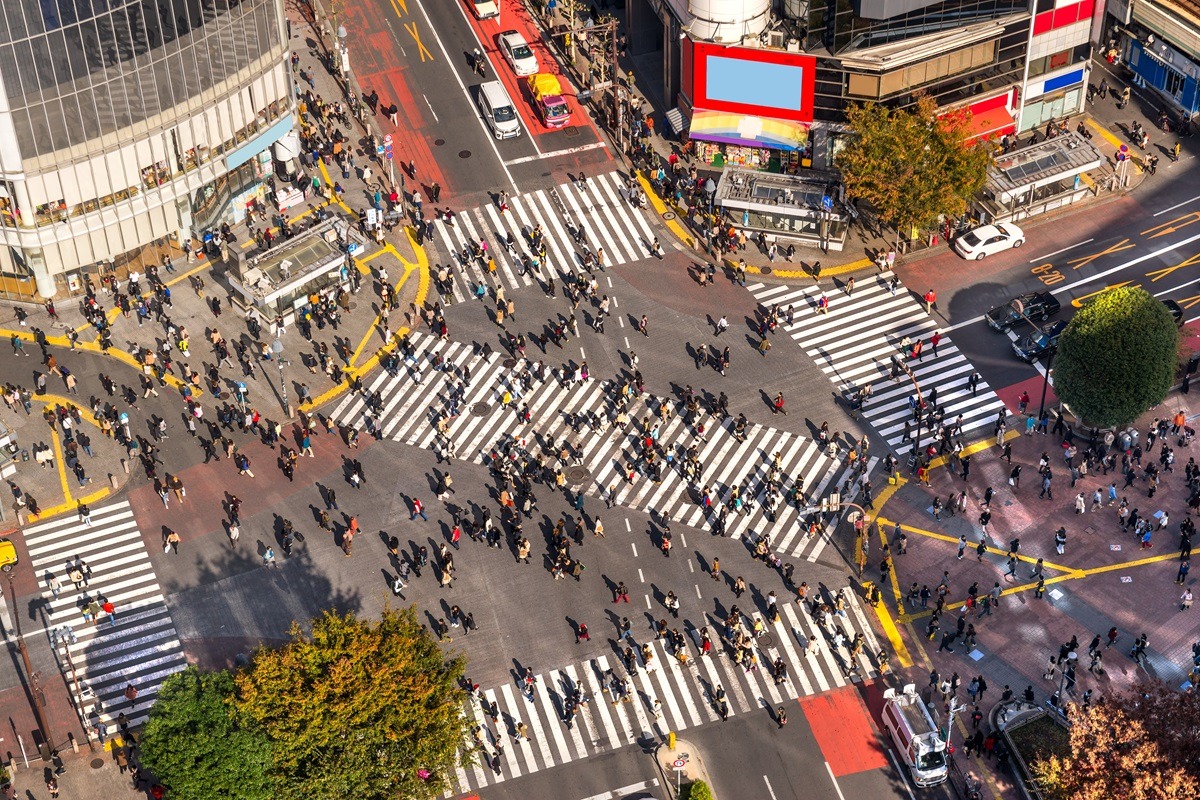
xmin=1000 ymin=708 xmax=1070 ymax=800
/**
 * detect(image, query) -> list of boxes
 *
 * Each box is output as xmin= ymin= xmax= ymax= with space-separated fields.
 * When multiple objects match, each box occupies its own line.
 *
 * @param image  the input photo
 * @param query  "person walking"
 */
xmin=411 ymin=497 xmax=428 ymax=521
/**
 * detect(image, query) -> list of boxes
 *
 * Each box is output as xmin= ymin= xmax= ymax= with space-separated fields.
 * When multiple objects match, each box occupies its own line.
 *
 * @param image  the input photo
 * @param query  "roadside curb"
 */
xmin=654 ymin=739 xmax=717 ymax=800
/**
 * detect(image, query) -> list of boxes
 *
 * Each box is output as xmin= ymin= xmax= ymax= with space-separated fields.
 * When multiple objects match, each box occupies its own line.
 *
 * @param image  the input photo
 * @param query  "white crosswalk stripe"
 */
xmin=332 ymin=331 xmax=840 ymax=557
xmin=428 ymin=171 xmax=655 ymax=303
xmin=443 ymin=593 xmax=880 ymax=796
xmin=22 ymin=500 xmax=187 ymax=730
xmin=749 ymin=273 xmax=1007 ymax=454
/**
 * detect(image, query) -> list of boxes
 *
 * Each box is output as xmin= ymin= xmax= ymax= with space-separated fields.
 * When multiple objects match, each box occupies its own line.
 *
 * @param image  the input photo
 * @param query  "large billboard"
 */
xmin=687 ymin=41 xmax=816 ymax=124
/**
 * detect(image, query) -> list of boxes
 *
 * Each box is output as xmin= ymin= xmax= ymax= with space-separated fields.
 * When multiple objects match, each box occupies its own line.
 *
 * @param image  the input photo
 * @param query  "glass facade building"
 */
xmin=0 ymin=0 xmax=294 ymax=298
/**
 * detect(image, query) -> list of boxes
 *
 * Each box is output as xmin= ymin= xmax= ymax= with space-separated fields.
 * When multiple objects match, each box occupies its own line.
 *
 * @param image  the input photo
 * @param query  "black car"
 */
xmin=1164 ymin=298 xmax=1185 ymax=328
xmin=1013 ymin=319 xmax=1068 ymax=362
xmin=986 ymin=291 xmax=1061 ymax=332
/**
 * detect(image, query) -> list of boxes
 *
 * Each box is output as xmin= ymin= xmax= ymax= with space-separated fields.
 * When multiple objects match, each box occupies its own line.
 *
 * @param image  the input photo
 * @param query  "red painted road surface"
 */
xmin=799 ymin=685 xmax=890 ymax=777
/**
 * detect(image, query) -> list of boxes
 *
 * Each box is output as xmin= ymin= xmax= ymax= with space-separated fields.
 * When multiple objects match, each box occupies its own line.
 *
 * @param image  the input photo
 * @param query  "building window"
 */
xmin=1165 ymin=68 xmax=1185 ymax=98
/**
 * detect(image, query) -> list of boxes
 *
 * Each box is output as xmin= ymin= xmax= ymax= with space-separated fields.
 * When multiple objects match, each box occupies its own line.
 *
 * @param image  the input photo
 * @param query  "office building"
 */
xmin=0 ymin=0 xmax=296 ymax=299
xmin=628 ymin=0 xmax=1095 ymax=170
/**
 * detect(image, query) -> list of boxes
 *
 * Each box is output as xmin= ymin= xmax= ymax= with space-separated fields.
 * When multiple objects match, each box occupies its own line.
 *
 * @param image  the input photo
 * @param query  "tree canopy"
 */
xmin=234 ymin=607 xmax=471 ymax=800
xmin=1055 ymin=286 xmax=1179 ymax=427
xmin=139 ymin=667 xmax=274 ymax=800
xmin=1031 ymin=682 xmax=1200 ymax=800
xmin=837 ymin=95 xmax=991 ymax=236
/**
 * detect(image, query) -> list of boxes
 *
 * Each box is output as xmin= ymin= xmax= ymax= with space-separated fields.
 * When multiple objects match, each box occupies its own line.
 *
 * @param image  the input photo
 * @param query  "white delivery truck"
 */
xmin=882 ymin=684 xmax=949 ymax=787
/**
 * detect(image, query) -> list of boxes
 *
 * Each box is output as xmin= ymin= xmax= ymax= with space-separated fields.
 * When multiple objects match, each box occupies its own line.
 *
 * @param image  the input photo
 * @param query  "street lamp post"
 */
xmin=271 ymin=339 xmax=291 ymax=418
xmin=337 ymin=24 xmax=351 ymax=79
xmin=5 ymin=570 xmax=52 ymax=754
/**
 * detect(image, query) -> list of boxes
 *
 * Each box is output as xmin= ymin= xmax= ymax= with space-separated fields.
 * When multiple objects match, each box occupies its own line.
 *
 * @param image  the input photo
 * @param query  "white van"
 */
xmin=478 ymin=80 xmax=521 ymax=140
xmin=882 ymin=684 xmax=948 ymax=787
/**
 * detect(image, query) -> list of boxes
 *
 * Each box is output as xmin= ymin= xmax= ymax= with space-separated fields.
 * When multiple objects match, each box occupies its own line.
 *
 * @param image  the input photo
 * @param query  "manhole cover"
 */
xmin=759 ymin=634 xmax=775 ymax=648
xmin=761 ymin=266 xmax=772 ymax=275
xmin=458 ymin=150 xmax=472 ymax=159
xmin=502 ymin=357 xmax=517 ymax=368
xmin=564 ymin=126 xmax=580 ymax=138
xmin=471 ymin=402 xmax=491 ymax=415
xmin=1084 ymin=525 xmax=1097 ymax=534
xmin=349 ymin=302 xmax=358 ymax=311
xmin=218 ymin=392 xmax=230 ymax=400
xmin=434 ymin=138 xmax=446 ymax=146
xmin=565 ymin=465 xmax=591 ymax=484
xmin=90 ymin=758 xmax=105 ymax=769
xmin=663 ymin=212 xmax=676 ymax=221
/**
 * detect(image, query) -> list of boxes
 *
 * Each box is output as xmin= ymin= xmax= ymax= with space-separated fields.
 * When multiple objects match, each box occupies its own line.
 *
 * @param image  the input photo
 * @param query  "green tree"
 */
xmin=686 ymin=779 xmax=716 ymax=800
xmin=235 ymin=607 xmax=471 ymax=800
xmin=837 ymin=95 xmax=991 ymax=238
xmin=1031 ymin=682 xmax=1200 ymax=800
xmin=1055 ymin=286 xmax=1179 ymax=427
xmin=139 ymin=667 xmax=274 ymax=800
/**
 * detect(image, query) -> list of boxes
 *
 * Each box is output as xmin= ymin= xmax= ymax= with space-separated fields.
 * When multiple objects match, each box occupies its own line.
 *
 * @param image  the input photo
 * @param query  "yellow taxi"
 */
xmin=0 ymin=538 xmax=17 ymax=572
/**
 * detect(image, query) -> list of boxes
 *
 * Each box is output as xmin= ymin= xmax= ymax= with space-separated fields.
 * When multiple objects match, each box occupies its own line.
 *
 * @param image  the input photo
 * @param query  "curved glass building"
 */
xmin=0 ymin=0 xmax=295 ymax=298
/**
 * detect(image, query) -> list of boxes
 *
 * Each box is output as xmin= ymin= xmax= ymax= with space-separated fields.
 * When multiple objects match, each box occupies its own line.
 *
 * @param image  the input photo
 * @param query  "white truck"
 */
xmin=882 ymin=684 xmax=949 ymax=787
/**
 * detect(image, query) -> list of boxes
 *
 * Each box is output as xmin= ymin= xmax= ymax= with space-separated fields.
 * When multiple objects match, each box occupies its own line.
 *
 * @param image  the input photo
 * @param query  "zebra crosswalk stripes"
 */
xmin=430 ymin=171 xmax=658 ymax=302
xmin=331 ymin=332 xmax=840 ymax=558
xmin=444 ymin=591 xmax=882 ymax=796
xmin=22 ymin=500 xmax=187 ymax=730
xmin=749 ymin=273 xmax=1007 ymax=452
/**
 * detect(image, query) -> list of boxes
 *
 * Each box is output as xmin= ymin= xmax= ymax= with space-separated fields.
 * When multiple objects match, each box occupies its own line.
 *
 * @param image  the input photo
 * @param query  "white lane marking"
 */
xmin=946 ymin=231 xmax=1200 ymax=332
xmin=504 ymin=141 xmax=608 ymax=166
xmin=1153 ymin=192 xmax=1200 ymax=216
xmin=1028 ymin=238 xmax=1093 ymax=262
xmin=825 ymin=761 xmax=848 ymax=800
xmin=764 ymin=775 xmax=780 ymax=800
xmin=886 ymin=748 xmax=919 ymax=800
xmin=418 ymin=0 xmax=521 ymax=189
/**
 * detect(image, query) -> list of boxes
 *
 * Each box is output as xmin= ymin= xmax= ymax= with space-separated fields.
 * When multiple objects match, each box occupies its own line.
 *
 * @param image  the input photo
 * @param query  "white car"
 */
xmin=953 ymin=223 xmax=1025 ymax=260
xmin=471 ymin=0 xmax=498 ymax=19
xmin=498 ymin=30 xmax=538 ymax=77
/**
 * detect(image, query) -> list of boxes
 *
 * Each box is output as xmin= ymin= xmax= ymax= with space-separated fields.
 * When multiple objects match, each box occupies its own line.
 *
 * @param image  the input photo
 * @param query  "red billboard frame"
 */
xmin=688 ymin=40 xmax=816 ymax=124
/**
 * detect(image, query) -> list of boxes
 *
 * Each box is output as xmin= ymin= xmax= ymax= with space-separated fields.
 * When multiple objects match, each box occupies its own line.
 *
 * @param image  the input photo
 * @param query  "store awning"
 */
xmin=689 ymin=110 xmax=810 ymax=151
xmin=964 ymin=106 xmax=1016 ymax=143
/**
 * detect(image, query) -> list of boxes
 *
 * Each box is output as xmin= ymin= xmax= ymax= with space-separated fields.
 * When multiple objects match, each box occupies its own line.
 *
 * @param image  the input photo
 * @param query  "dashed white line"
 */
xmin=631 ymin=542 xmax=638 ymax=558
xmin=764 ymin=775 xmax=780 ymax=800
xmin=1028 ymin=238 xmax=1092 ymax=262
xmin=638 ymin=568 xmax=645 ymax=583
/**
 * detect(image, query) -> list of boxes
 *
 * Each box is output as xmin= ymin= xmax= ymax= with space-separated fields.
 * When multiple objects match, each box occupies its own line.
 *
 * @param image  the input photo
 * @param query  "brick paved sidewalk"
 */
xmin=876 ymin=399 xmax=1198 ymax=798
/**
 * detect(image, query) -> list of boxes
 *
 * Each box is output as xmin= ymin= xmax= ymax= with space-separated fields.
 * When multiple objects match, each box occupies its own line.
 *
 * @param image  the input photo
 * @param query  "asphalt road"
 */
xmin=900 ymin=173 xmax=1200 ymax=398
xmin=342 ymin=0 xmax=611 ymax=207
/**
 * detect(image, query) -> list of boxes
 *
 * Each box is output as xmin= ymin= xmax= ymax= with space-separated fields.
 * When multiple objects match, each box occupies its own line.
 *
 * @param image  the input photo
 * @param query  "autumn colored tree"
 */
xmin=139 ymin=667 xmax=274 ymax=800
xmin=235 ymin=607 xmax=471 ymax=800
xmin=837 ymin=95 xmax=991 ymax=239
xmin=1031 ymin=682 xmax=1200 ymax=800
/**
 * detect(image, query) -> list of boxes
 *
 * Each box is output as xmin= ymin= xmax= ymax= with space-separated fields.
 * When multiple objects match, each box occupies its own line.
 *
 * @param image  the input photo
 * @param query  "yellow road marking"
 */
xmin=0 ymin=329 xmax=198 ymax=397
xmin=1147 ymin=251 xmax=1200 ymax=282
xmin=1085 ymin=117 xmax=1123 ymax=150
xmin=1070 ymin=281 xmax=1135 ymax=307
xmin=403 ymin=22 xmax=434 ymax=62
xmin=1065 ymin=238 xmax=1135 ymax=271
xmin=636 ymin=171 xmax=695 ymax=249
xmin=302 ymin=226 xmax=430 ymax=412
xmin=873 ymin=515 xmax=1084 ymax=577
xmin=1142 ymin=212 xmax=1200 ymax=238
xmin=871 ymin=600 xmax=914 ymax=668
xmin=348 ymin=267 xmax=415 ymax=367
xmin=392 ymin=0 xmax=409 ymax=15
xmin=923 ymin=429 xmax=1018 ymax=472
xmin=50 ymin=430 xmax=72 ymax=506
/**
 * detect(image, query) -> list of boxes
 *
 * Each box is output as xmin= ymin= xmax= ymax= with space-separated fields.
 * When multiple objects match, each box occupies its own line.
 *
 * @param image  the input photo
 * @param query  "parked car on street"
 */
xmin=498 ymin=30 xmax=538 ymax=76
xmin=954 ymin=223 xmax=1025 ymax=260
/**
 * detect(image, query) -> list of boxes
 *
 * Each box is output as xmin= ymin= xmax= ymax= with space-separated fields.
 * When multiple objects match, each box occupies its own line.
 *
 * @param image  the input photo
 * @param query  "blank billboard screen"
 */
xmin=705 ymin=56 xmax=805 ymax=112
